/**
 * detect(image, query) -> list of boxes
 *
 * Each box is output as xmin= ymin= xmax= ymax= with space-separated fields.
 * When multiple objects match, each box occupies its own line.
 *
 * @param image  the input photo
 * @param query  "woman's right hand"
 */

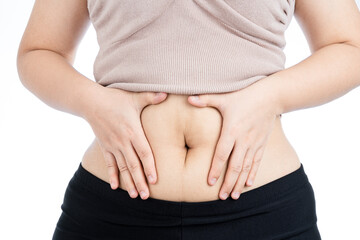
xmin=83 ymin=86 xmax=168 ymax=200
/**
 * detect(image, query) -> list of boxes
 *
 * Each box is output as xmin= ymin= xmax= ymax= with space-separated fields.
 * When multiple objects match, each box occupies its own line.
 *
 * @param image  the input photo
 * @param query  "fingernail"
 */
xmin=129 ymin=189 xmax=137 ymax=197
xmin=140 ymin=191 xmax=147 ymax=199
xmin=221 ymin=192 xmax=228 ymax=199
xmin=155 ymin=92 xmax=164 ymax=96
xmin=210 ymin=177 xmax=217 ymax=185
xmin=148 ymin=174 xmax=154 ymax=183
xmin=191 ymin=95 xmax=199 ymax=101
xmin=110 ymin=179 xmax=115 ymax=189
xmin=247 ymin=179 xmax=253 ymax=186
xmin=233 ymin=192 xmax=240 ymax=199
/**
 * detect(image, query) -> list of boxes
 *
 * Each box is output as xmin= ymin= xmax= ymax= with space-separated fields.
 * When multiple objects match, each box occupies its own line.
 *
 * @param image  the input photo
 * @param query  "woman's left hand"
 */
xmin=187 ymin=79 xmax=282 ymax=200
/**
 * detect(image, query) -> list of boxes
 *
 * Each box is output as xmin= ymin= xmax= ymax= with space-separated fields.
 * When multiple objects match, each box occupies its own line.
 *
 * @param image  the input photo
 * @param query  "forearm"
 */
xmin=265 ymin=43 xmax=360 ymax=116
xmin=16 ymin=49 xmax=103 ymax=119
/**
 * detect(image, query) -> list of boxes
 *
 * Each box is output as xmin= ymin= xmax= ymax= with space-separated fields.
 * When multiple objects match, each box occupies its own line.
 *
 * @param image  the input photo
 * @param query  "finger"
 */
xmin=231 ymin=147 xmax=256 ymax=199
xmin=188 ymin=95 xmax=207 ymax=107
xmin=135 ymin=92 xmax=167 ymax=110
xmin=208 ymin=126 xmax=235 ymax=186
xmin=119 ymin=173 xmax=137 ymax=198
xmin=218 ymin=141 xmax=248 ymax=200
xmin=246 ymin=146 xmax=265 ymax=187
xmin=113 ymin=150 xmax=139 ymax=198
xmin=121 ymin=143 xmax=150 ymax=200
xmin=152 ymin=92 xmax=168 ymax=104
xmin=188 ymin=93 xmax=226 ymax=111
xmin=99 ymin=147 xmax=120 ymax=190
xmin=131 ymin=126 xmax=157 ymax=185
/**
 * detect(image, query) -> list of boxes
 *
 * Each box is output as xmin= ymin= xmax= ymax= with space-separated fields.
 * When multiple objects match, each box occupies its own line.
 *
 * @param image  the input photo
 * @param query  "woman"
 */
xmin=16 ymin=0 xmax=360 ymax=239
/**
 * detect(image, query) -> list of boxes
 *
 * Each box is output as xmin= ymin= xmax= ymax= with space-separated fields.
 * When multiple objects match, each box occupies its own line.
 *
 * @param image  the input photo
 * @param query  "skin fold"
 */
xmin=16 ymin=0 xmax=360 ymax=200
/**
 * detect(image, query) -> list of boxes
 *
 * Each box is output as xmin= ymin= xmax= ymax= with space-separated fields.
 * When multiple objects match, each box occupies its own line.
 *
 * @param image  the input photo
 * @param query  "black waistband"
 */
xmin=72 ymin=161 xmax=310 ymax=218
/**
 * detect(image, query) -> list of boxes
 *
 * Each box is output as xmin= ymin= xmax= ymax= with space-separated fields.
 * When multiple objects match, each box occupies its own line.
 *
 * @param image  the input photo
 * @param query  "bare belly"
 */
xmin=81 ymin=93 xmax=301 ymax=202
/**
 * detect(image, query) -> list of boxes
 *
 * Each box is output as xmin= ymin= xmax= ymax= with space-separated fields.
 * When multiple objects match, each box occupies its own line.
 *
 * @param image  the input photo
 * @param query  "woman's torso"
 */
xmin=81 ymin=93 xmax=301 ymax=202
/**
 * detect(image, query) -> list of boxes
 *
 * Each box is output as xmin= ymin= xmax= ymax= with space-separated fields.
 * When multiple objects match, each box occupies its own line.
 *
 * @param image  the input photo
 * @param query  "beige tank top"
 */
xmin=87 ymin=0 xmax=295 ymax=95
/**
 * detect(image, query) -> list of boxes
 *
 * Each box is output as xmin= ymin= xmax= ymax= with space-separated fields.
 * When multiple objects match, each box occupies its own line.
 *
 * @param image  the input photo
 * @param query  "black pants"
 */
xmin=52 ymin=162 xmax=322 ymax=240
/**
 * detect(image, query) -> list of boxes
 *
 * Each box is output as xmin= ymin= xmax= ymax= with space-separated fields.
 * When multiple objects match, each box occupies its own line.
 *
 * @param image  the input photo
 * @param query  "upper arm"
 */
xmin=17 ymin=0 xmax=90 ymax=64
xmin=294 ymin=0 xmax=360 ymax=53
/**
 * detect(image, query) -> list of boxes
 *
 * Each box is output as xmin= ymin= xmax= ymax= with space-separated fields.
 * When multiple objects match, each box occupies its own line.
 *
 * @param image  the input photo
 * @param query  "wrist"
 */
xmin=77 ymin=79 xmax=106 ymax=121
xmin=256 ymin=75 xmax=284 ymax=118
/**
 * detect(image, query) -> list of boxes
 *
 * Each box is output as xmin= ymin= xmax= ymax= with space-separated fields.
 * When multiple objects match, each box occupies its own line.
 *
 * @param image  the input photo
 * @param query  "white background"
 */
xmin=1 ymin=1 xmax=360 ymax=239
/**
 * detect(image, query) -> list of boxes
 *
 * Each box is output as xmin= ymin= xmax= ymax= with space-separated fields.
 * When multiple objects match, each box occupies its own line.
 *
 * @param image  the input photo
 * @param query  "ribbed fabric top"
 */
xmin=87 ymin=0 xmax=295 ymax=95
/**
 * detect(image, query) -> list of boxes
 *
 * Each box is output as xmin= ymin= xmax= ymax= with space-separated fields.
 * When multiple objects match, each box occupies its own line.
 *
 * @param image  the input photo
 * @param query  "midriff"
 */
xmin=81 ymin=93 xmax=301 ymax=202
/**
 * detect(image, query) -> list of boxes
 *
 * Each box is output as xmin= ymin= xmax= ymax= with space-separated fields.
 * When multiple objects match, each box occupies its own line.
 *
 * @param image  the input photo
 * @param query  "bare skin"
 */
xmin=17 ymin=0 xmax=360 ymax=201
xmin=82 ymin=93 xmax=301 ymax=202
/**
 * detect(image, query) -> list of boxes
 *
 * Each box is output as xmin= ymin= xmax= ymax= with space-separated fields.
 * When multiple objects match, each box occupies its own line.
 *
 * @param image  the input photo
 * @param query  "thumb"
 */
xmin=138 ymin=91 xmax=168 ymax=106
xmin=188 ymin=94 xmax=224 ymax=109
xmin=151 ymin=92 xmax=168 ymax=104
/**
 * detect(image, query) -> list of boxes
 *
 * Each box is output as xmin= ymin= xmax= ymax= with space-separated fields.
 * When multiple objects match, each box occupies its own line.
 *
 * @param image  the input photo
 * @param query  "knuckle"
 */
xmin=254 ymin=147 xmax=264 ymax=164
xmin=124 ymin=125 xmax=135 ymax=139
xmin=242 ymin=163 xmax=252 ymax=173
xmin=101 ymin=147 xmax=112 ymax=157
xmin=254 ymin=157 xmax=262 ymax=164
xmin=105 ymin=160 xmax=114 ymax=168
xmin=114 ymin=140 xmax=125 ymax=151
xmin=128 ymin=162 xmax=141 ymax=172
xmin=137 ymin=147 xmax=151 ymax=160
xmin=118 ymin=164 xmax=129 ymax=173
xmin=229 ymin=130 xmax=239 ymax=140
xmin=239 ymin=141 xmax=250 ymax=151
xmin=109 ymin=132 xmax=122 ymax=144
xmin=215 ymin=149 xmax=229 ymax=163
xmin=229 ymin=124 xmax=240 ymax=135
xmin=229 ymin=164 xmax=242 ymax=174
xmin=108 ymin=140 xmax=124 ymax=153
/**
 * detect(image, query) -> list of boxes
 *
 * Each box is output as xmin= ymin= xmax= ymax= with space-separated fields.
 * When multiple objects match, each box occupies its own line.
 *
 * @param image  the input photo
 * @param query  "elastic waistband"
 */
xmin=72 ymin=162 xmax=310 ymax=220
